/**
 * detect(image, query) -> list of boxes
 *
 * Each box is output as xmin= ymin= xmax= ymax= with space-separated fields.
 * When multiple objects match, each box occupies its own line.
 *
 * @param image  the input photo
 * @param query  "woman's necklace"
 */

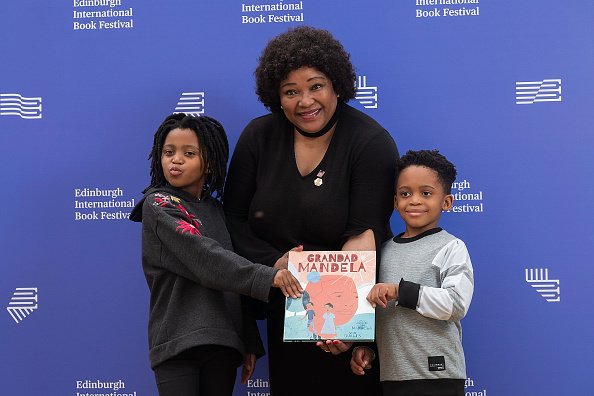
xmin=293 ymin=104 xmax=340 ymax=138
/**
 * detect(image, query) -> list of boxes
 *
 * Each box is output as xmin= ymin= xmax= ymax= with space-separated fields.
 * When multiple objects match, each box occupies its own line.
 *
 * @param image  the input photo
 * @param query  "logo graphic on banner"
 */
xmin=355 ymin=76 xmax=378 ymax=109
xmin=525 ymin=268 xmax=560 ymax=302
xmin=174 ymin=92 xmax=205 ymax=116
xmin=6 ymin=287 xmax=38 ymax=323
xmin=240 ymin=1 xmax=305 ymax=24
xmin=0 ymin=93 xmax=43 ymax=119
xmin=446 ymin=179 xmax=484 ymax=214
xmin=72 ymin=1 xmax=135 ymax=31
xmin=515 ymin=79 xmax=562 ymax=105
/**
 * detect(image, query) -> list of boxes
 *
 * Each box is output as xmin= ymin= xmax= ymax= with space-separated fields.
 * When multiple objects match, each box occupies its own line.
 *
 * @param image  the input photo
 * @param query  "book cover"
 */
xmin=283 ymin=250 xmax=376 ymax=342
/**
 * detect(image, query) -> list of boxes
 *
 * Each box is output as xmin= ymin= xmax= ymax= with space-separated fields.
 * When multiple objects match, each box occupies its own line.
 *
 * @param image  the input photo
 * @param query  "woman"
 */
xmin=224 ymin=26 xmax=398 ymax=395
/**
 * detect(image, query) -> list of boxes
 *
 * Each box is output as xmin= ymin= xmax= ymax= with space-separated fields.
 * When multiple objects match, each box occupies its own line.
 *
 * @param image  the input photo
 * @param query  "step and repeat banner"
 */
xmin=1 ymin=1 xmax=593 ymax=395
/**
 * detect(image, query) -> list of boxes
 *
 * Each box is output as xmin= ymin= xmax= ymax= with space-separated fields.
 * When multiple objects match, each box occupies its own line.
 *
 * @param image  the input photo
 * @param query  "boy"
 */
xmin=350 ymin=150 xmax=474 ymax=396
xmin=302 ymin=302 xmax=318 ymax=339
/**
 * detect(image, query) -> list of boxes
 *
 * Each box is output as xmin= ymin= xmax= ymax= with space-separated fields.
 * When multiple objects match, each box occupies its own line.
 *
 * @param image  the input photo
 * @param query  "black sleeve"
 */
xmin=398 ymin=278 xmax=421 ymax=310
xmin=224 ymin=124 xmax=284 ymax=267
xmin=343 ymin=130 xmax=398 ymax=250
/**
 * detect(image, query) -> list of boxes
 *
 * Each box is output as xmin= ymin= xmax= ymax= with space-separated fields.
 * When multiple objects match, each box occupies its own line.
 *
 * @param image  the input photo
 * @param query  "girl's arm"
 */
xmin=144 ymin=194 xmax=301 ymax=301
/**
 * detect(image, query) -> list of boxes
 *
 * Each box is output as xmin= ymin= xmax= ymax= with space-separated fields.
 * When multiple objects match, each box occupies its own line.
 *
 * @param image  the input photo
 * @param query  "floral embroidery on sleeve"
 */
xmin=152 ymin=193 xmax=203 ymax=235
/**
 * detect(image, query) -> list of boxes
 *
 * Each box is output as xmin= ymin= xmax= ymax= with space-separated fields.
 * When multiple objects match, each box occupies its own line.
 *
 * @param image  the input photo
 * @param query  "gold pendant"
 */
xmin=314 ymin=178 xmax=323 ymax=187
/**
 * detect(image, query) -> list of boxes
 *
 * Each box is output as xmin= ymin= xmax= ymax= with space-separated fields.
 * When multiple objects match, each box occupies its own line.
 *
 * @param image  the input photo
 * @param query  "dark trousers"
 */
xmin=153 ymin=345 xmax=242 ymax=396
xmin=266 ymin=292 xmax=382 ymax=396
xmin=382 ymin=379 xmax=465 ymax=396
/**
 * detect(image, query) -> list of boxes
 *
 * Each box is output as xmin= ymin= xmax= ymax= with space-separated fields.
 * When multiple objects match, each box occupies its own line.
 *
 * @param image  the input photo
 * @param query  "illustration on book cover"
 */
xmin=283 ymin=251 xmax=376 ymax=342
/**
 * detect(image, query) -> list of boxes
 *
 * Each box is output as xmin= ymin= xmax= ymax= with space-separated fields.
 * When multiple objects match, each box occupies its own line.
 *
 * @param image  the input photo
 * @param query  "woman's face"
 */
xmin=278 ymin=66 xmax=338 ymax=134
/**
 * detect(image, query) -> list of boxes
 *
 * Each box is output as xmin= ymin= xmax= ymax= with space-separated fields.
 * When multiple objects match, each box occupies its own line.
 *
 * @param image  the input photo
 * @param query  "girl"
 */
xmin=130 ymin=114 xmax=302 ymax=396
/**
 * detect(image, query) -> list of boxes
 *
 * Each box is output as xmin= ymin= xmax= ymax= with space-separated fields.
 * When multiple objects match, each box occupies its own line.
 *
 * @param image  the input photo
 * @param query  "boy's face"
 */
xmin=161 ymin=128 xmax=206 ymax=198
xmin=395 ymin=165 xmax=453 ymax=237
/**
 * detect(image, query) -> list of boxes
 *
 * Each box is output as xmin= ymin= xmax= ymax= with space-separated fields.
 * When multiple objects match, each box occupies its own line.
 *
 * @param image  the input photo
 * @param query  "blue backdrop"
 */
xmin=2 ymin=1 xmax=593 ymax=395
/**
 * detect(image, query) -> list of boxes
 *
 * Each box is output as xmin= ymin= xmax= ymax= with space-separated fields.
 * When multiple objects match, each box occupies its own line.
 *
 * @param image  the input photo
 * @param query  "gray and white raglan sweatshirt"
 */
xmin=130 ymin=186 xmax=278 ymax=369
xmin=377 ymin=228 xmax=474 ymax=385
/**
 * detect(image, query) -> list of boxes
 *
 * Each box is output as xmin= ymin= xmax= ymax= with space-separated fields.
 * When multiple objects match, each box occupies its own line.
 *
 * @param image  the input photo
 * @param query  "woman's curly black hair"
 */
xmin=255 ymin=26 xmax=357 ymax=113
xmin=144 ymin=113 xmax=229 ymax=199
xmin=397 ymin=150 xmax=457 ymax=194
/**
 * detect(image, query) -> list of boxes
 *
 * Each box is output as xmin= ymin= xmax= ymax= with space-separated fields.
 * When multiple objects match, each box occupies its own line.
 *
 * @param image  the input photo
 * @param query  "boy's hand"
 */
xmin=367 ymin=283 xmax=398 ymax=308
xmin=350 ymin=346 xmax=375 ymax=375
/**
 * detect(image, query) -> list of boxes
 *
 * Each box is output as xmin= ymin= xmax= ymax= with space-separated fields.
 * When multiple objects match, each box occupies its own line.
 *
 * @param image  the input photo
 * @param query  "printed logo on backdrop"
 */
xmin=515 ymin=79 xmax=562 ymax=105
xmin=246 ymin=378 xmax=269 ymax=394
xmin=445 ymin=179 xmax=484 ymax=214
xmin=76 ymin=379 xmax=138 ymax=395
xmin=465 ymin=377 xmax=487 ymax=396
xmin=0 ymin=93 xmax=42 ymax=119
xmin=74 ymin=187 xmax=135 ymax=221
xmin=355 ymin=76 xmax=378 ymax=109
xmin=6 ymin=288 xmax=38 ymax=324
xmin=73 ymin=0 xmax=135 ymax=31
xmin=174 ymin=92 xmax=205 ymax=116
xmin=415 ymin=0 xmax=480 ymax=19
xmin=241 ymin=1 xmax=304 ymax=24
xmin=525 ymin=268 xmax=560 ymax=302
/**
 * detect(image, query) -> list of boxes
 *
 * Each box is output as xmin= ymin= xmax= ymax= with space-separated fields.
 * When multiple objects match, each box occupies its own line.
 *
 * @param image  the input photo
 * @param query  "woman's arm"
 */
xmin=224 ymin=125 xmax=284 ymax=267
xmin=341 ymin=229 xmax=375 ymax=251
xmin=343 ymin=131 xmax=398 ymax=251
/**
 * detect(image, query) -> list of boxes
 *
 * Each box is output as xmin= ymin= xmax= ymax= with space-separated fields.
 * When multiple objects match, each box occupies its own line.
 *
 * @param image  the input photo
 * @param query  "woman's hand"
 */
xmin=316 ymin=340 xmax=353 ymax=355
xmin=273 ymin=244 xmax=303 ymax=270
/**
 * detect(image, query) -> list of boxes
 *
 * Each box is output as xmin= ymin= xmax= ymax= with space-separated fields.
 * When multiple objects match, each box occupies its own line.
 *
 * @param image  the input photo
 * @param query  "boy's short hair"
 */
xmin=397 ymin=150 xmax=457 ymax=194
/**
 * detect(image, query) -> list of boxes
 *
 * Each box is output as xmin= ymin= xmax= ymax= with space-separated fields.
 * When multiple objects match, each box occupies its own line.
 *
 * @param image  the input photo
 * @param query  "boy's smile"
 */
xmin=395 ymin=165 xmax=453 ymax=238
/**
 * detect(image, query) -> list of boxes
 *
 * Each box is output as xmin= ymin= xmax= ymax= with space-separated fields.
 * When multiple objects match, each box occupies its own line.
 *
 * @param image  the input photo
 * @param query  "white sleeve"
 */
xmin=416 ymin=239 xmax=474 ymax=321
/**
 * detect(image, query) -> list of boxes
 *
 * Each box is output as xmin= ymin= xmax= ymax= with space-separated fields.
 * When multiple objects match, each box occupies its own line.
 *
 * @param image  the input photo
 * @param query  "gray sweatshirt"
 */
xmin=130 ymin=186 xmax=277 ymax=368
xmin=376 ymin=228 xmax=474 ymax=383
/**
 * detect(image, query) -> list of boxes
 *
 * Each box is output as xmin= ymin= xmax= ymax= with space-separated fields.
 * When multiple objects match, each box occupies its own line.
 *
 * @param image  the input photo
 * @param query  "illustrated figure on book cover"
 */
xmin=300 ymin=302 xmax=319 ymax=339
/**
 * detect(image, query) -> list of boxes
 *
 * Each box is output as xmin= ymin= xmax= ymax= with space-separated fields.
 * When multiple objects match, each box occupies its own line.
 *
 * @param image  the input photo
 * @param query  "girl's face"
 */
xmin=161 ymin=128 xmax=206 ymax=198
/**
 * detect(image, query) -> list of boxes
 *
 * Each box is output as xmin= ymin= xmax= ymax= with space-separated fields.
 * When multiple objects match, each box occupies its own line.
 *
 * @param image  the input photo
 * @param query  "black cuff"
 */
xmin=398 ymin=278 xmax=420 ymax=310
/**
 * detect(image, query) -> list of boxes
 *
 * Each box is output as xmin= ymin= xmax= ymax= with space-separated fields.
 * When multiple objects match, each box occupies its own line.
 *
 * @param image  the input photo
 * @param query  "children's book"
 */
xmin=283 ymin=250 xmax=376 ymax=342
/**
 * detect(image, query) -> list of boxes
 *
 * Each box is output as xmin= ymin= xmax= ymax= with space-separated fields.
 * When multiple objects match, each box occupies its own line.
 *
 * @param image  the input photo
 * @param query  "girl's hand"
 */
xmin=241 ymin=353 xmax=256 ymax=384
xmin=272 ymin=245 xmax=303 ymax=298
xmin=272 ymin=269 xmax=303 ymax=298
